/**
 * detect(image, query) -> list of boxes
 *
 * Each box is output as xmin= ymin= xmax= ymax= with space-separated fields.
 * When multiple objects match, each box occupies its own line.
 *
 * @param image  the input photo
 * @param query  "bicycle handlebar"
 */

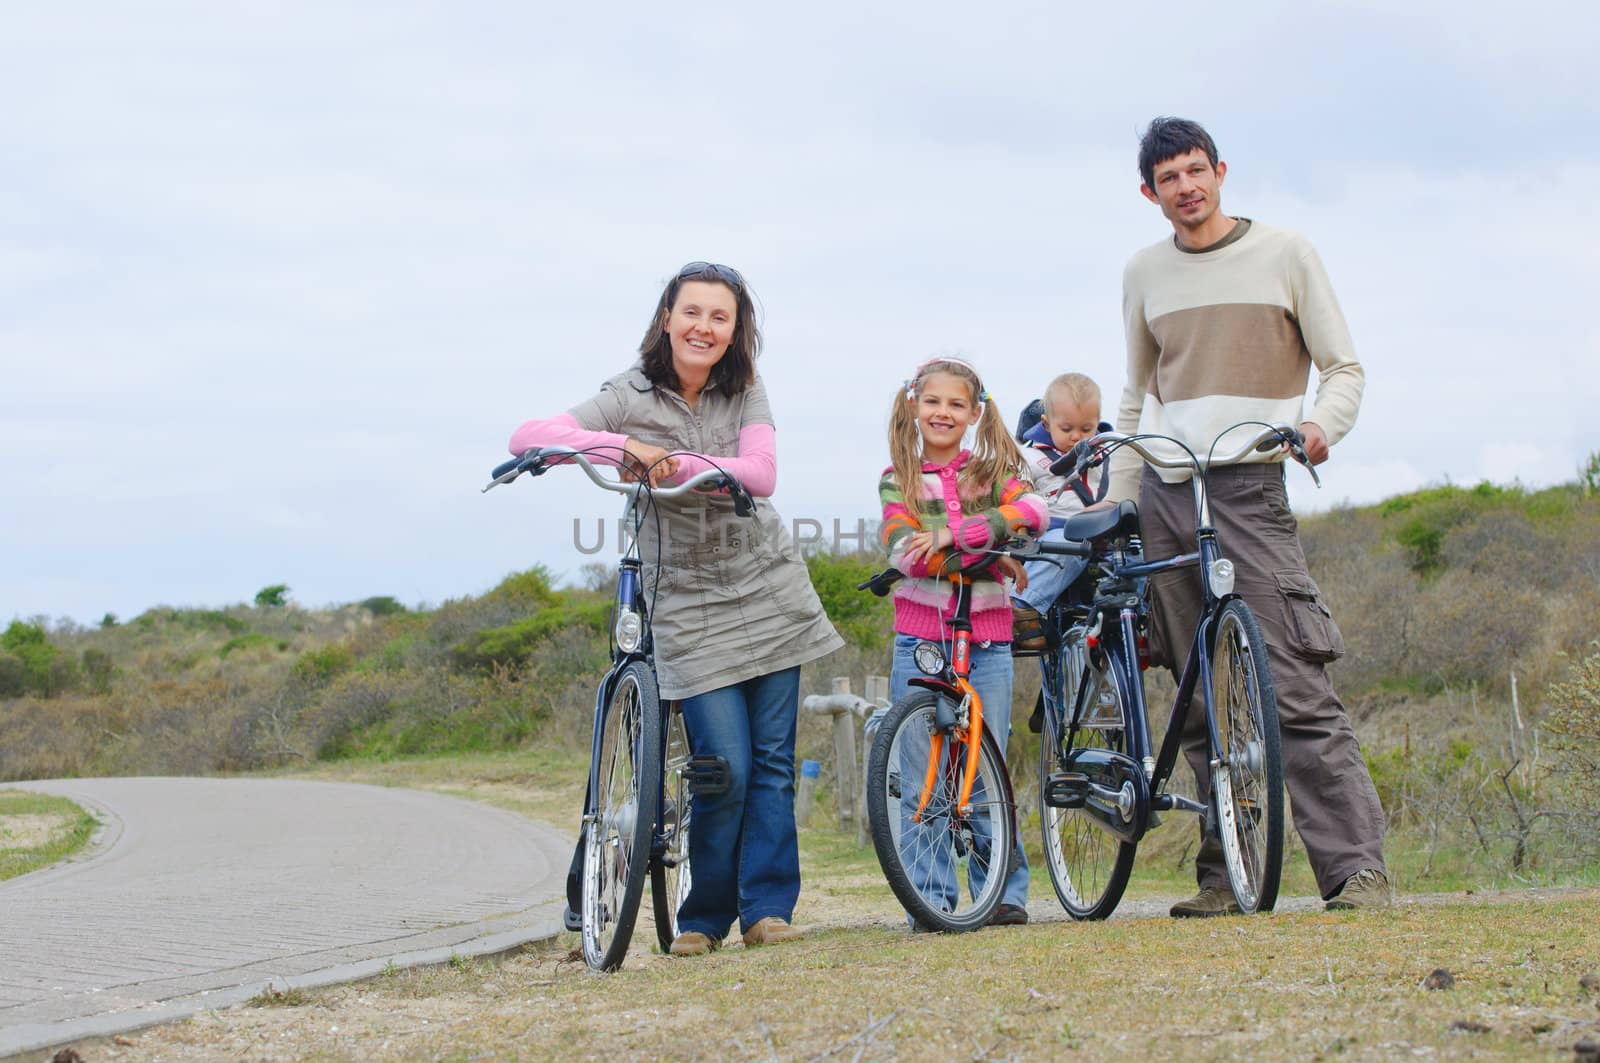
xmin=484 ymin=446 xmax=757 ymax=516
xmin=855 ymin=537 xmax=1089 ymax=597
xmin=1049 ymin=423 xmax=1321 ymax=489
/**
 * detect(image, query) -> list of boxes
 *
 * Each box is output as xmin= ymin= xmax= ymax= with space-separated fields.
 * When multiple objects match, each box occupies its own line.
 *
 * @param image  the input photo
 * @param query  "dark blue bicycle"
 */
xmin=1022 ymin=422 xmax=1319 ymax=919
xmin=485 ymin=445 xmax=753 ymax=971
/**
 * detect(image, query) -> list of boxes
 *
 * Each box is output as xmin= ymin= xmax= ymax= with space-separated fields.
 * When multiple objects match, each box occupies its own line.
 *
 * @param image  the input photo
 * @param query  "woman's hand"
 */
xmin=622 ymin=438 xmax=679 ymax=486
xmin=902 ymin=526 xmax=953 ymax=565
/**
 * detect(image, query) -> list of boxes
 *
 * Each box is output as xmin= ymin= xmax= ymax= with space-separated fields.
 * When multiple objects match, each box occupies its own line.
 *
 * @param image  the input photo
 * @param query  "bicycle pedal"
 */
xmin=1043 ymin=772 xmax=1090 ymax=809
xmin=562 ymin=906 xmax=582 ymax=932
xmin=684 ymin=754 xmax=731 ymax=796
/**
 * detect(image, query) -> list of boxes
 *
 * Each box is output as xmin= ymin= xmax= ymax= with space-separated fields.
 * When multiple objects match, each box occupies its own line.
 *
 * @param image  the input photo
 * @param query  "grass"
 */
xmin=0 ymin=788 xmax=97 ymax=880
xmin=81 ymin=891 xmax=1600 ymax=1061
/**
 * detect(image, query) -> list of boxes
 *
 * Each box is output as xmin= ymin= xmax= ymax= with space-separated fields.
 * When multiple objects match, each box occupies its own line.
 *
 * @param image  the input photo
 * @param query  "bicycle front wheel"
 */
xmin=1210 ymin=599 xmax=1284 ymax=914
xmin=866 ymin=689 xmax=1016 ymax=932
xmin=582 ymin=659 xmax=661 ymax=971
xmin=651 ymin=700 xmax=693 ymax=953
xmin=1039 ymin=635 xmax=1136 ymax=920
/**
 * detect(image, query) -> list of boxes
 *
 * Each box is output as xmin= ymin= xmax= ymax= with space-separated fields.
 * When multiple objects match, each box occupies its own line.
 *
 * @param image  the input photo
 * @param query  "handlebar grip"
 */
xmin=855 ymin=569 xmax=904 ymax=597
xmin=1049 ymin=439 xmax=1095 ymax=478
xmin=490 ymin=455 xmax=524 ymax=480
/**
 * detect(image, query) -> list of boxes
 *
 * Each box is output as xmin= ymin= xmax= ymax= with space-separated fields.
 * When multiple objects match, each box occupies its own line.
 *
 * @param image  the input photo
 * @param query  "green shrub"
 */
xmin=218 ymin=633 xmax=280 ymax=658
xmin=292 ymin=644 xmax=355 ymax=686
xmin=254 ymin=584 xmax=291 ymax=608
xmin=804 ymin=551 xmax=894 ymax=651
xmin=360 ymin=596 xmax=409 ymax=617
xmin=0 ymin=620 xmax=77 ymax=697
xmin=450 ymin=600 xmax=609 ymax=672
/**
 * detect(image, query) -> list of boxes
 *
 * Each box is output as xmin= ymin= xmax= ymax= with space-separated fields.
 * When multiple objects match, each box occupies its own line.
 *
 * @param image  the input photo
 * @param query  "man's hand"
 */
xmin=1295 ymin=422 xmax=1330 ymax=466
xmin=622 ymin=438 xmax=678 ymax=486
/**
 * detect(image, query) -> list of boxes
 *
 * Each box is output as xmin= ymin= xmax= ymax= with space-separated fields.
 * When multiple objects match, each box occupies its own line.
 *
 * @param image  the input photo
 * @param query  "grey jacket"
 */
xmin=571 ymin=366 xmax=843 ymax=700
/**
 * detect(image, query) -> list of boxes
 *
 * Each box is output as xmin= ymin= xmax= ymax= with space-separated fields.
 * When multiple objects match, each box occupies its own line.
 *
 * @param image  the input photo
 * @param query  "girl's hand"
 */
xmin=903 ymin=527 xmax=953 ymax=565
xmin=622 ymin=438 xmax=678 ymax=486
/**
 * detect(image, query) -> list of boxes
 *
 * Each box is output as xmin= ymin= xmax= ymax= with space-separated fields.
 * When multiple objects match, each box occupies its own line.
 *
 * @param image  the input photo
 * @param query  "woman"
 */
xmin=509 ymin=261 xmax=843 ymax=955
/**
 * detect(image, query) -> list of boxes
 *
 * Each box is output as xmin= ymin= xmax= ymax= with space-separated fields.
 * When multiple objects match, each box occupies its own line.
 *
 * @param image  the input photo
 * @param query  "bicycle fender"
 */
xmin=906 ymin=676 xmax=961 ymax=699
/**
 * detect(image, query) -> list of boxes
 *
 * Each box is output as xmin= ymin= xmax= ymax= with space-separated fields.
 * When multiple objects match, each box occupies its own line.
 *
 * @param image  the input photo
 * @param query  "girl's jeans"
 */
xmin=676 ymin=666 xmax=802 ymax=939
xmin=889 ymin=634 xmax=1029 ymax=912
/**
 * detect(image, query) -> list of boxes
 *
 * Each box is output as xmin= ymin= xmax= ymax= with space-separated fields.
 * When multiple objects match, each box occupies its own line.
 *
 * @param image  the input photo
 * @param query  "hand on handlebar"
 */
xmin=1292 ymin=422 xmax=1329 ymax=466
xmin=622 ymin=438 xmax=679 ymax=486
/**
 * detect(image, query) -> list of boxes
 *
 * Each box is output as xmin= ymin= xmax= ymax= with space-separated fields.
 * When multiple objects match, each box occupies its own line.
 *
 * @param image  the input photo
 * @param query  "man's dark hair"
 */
xmin=1137 ymin=117 xmax=1220 ymax=190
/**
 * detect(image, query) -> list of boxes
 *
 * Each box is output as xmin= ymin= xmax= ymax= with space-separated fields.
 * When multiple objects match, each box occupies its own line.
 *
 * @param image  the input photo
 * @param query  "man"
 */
xmin=1108 ymin=116 xmax=1390 ymax=914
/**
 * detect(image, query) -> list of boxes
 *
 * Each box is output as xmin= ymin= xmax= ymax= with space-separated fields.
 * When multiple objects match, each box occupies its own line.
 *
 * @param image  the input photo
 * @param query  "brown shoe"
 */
xmin=741 ymin=917 xmax=803 ymax=947
xmin=669 ymin=931 xmax=721 ymax=956
xmin=988 ymin=903 xmax=1029 ymax=926
xmin=1013 ymin=604 xmax=1046 ymax=651
xmin=1169 ymin=887 xmax=1241 ymax=918
xmin=1325 ymin=868 xmax=1393 ymax=910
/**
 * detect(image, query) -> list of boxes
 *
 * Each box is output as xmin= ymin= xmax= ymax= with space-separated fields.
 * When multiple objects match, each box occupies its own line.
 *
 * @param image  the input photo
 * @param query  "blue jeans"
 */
xmin=889 ymin=634 xmax=1029 ymax=910
xmin=676 ymin=667 xmax=802 ymax=939
xmin=1018 ymin=525 xmax=1088 ymax=613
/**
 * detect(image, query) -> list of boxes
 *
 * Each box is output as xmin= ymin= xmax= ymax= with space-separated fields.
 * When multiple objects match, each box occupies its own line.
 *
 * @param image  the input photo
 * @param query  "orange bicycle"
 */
xmin=858 ymin=540 xmax=1085 ymax=931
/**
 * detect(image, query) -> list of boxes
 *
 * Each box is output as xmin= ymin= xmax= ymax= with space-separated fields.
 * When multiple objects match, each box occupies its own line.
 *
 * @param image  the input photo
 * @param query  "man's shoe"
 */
xmin=741 ymin=917 xmax=803 ymax=947
xmin=1325 ymin=868 xmax=1393 ymax=910
xmin=988 ymin=903 xmax=1029 ymax=926
xmin=1169 ymin=887 xmax=1242 ymax=918
xmin=669 ymin=931 xmax=721 ymax=956
xmin=1012 ymin=604 xmax=1047 ymax=652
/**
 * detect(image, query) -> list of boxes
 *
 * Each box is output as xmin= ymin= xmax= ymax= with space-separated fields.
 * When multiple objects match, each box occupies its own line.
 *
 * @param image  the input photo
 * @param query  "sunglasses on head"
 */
xmin=677 ymin=261 xmax=745 ymax=290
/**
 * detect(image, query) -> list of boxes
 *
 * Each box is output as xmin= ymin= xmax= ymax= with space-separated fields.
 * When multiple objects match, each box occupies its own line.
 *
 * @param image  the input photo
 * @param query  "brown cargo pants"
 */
xmin=1139 ymin=464 xmax=1387 ymax=900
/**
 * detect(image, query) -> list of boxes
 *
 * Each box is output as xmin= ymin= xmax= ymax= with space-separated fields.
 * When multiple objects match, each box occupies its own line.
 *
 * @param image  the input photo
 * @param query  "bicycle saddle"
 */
xmin=1059 ymin=498 xmax=1140 ymax=542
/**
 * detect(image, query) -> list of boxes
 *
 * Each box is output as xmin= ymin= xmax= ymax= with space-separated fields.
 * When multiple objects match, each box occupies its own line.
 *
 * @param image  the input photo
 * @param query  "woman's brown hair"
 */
xmin=638 ymin=262 xmax=761 ymax=395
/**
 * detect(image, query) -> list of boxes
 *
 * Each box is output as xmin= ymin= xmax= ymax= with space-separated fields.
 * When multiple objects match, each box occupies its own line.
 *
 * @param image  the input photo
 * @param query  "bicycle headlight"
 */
xmin=1209 ymin=558 xmax=1236 ymax=597
xmin=913 ymin=641 xmax=945 ymax=676
xmin=615 ymin=606 xmax=643 ymax=653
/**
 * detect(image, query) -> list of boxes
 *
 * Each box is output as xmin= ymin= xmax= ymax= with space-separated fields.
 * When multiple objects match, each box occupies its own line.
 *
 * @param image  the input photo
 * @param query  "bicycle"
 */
xmin=1021 ymin=421 xmax=1320 ymax=920
xmin=485 ymin=445 xmax=754 ymax=971
xmin=856 ymin=539 xmax=1084 ymax=932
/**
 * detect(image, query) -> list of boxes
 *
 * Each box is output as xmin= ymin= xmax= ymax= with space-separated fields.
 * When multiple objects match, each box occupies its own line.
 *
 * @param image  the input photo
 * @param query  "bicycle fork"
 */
xmin=914 ymin=632 xmax=985 ymax=823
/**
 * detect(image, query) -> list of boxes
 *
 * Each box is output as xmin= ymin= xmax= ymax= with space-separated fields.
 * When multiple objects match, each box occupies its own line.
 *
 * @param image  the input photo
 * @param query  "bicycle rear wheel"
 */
xmin=1210 ymin=599 xmax=1283 ymax=914
xmin=866 ymin=689 xmax=1016 ymax=932
xmin=1039 ymin=634 xmax=1136 ymax=920
xmin=651 ymin=700 xmax=693 ymax=953
xmin=582 ymin=660 xmax=661 ymax=971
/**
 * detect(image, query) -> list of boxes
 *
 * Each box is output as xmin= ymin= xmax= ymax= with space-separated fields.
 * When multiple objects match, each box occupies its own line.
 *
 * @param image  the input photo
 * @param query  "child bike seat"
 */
xmin=1058 ymin=499 xmax=1140 ymax=543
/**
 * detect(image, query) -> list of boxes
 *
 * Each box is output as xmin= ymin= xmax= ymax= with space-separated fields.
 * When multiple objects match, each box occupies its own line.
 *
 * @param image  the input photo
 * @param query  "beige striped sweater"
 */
xmin=1108 ymin=219 xmax=1364 ymax=500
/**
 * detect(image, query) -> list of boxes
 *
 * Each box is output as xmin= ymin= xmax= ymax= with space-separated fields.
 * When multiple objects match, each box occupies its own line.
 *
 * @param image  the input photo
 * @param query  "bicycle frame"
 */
xmin=1048 ymin=425 xmax=1305 ymax=843
xmin=905 ymin=577 xmax=986 ymax=820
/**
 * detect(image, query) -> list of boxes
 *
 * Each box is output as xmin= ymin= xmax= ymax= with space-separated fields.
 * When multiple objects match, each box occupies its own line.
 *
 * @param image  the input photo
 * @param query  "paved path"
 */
xmin=0 ymin=777 xmax=570 ymax=1058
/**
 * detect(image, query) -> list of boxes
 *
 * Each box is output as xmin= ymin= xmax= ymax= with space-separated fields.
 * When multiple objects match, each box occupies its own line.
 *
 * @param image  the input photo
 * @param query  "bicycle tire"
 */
xmin=1039 ymin=634 xmax=1136 ymax=920
xmin=866 ymin=688 xmax=1016 ymax=932
xmin=1209 ymin=599 xmax=1284 ymax=914
xmin=582 ymin=659 xmax=661 ymax=971
xmin=651 ymin=700 xmax=693 ymax=953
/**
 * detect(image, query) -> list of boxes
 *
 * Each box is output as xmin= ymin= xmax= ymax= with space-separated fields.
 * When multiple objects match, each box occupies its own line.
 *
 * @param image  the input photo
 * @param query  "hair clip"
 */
xmin=904 ymin=379 xmax=916 ymax=400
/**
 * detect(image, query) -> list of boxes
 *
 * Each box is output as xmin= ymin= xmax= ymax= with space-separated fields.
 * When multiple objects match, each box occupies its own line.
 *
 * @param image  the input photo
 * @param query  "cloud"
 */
xmin=2 ymin=2 xmax=1595 ymax=622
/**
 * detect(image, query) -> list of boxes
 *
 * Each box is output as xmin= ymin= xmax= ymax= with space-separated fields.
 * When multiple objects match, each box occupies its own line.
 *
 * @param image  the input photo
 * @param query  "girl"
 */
xmin=878 ymin=356 xmax=1048 ymax=927
xmin=509 ymin=261 xmax=844 ymax=956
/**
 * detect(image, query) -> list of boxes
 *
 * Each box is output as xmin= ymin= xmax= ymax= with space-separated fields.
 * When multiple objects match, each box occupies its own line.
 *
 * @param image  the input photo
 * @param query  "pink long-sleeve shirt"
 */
xmin=509 ymin=414 xmax=777 ymax=497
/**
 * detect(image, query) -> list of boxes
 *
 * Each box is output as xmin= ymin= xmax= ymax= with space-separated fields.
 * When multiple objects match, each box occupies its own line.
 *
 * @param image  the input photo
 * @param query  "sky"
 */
xmin=3 ymin=1 xmax=1596 ymax=626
